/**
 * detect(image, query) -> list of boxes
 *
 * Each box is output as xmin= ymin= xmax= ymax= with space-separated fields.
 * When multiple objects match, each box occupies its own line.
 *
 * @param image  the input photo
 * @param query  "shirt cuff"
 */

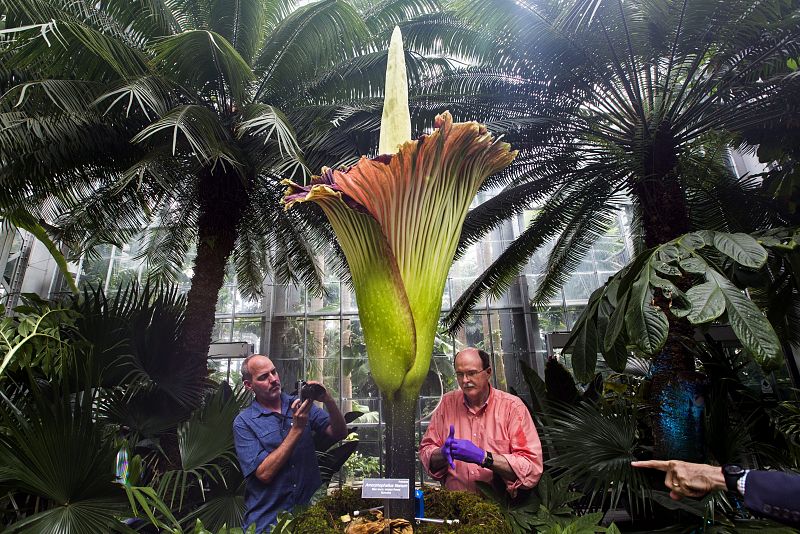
xmin=737 ymin=470 xmax=749 ymax=496
xmin=500 ymin=453 xmax=543 ymax=497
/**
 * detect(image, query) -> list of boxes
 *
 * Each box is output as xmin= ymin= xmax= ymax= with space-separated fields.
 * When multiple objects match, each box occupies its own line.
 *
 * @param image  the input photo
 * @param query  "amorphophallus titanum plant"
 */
xmin=282 ymin=27 xmax=516 ymax=518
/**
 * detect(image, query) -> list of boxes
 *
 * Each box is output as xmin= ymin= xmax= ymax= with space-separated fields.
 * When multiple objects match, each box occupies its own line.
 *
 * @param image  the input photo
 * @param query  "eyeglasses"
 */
xmin=455 ymin=368 xmax=489 ymax=380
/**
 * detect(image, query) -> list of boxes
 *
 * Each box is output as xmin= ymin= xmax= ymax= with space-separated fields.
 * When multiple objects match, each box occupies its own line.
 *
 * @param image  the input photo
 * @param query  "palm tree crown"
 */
xmin=425 ymin=0 xmax=800 ymax=329
xmin=0 ymin=0 xmax=446 ymax=381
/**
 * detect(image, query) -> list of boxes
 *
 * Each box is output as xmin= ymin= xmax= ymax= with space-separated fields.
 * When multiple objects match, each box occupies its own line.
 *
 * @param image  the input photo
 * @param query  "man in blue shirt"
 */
xmin=233 ymin=354 xmax=347 ymax=532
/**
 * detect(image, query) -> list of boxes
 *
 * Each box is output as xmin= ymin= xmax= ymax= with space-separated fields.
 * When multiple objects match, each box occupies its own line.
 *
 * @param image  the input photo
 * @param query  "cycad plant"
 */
xmin=428 ymin=0 xmax=800 ymax=458
xmin=0 ymin=0 xmax=445 ymax=395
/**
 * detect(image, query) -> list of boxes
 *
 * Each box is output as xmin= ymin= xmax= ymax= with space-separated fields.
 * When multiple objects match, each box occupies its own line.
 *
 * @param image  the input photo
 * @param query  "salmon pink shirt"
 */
xmin=418 ymin=386 xmax=543 ymax=496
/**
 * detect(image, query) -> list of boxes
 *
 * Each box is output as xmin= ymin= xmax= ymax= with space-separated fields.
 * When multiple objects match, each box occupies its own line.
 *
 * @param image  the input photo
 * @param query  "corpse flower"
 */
xmin=282 ymin=27 xmax=515 ymax=512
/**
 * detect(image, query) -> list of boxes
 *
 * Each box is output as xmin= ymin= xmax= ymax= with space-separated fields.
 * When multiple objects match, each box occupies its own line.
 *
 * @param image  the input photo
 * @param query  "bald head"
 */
xmin=454 ymin=347 xmax=491 ymax=370
xmin=241 ymin=354 xmax=273 ymax=382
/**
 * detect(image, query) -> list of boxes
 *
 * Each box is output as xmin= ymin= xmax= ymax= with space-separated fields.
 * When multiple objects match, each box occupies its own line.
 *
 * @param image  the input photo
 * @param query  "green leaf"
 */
xmin=563 ymin=285 xmax=604 ymax=353
xmin=656 ymin=244 xmax=680 ymax=262
xmin=603 ymin=290 xmax=629 ymax=353
xmin=686 ymin=281 xmax=725 ymax=324
xmin=571 ymin=313 xmax=598 ymax=382
xmin=132 ymin=105 xmax=239 ymax=167
xmin=712 ymin=232 xmax=768 ymax=269
xmin=679 ymin=256 xmax=708 ymax=274
xmin=707 ymin=270 xmax=783 ymax=369
xmin=649 ymin=273 xmax=686 ymax=299
xmin=677 ymin=232 xmax=707 ymax=251
xmin=625 ymin=268 xmax=668 ymax=355
xmin=602 ymin=336 xmax=629 ymax=373
xmin=3 ymin=498 xmax=130 ymax=533
xmin=602 ymin=249 xmax=655 ymax=353
xmin=653 ymin=261 xmax=681 ymax=276
xmin=151 ymin=30 xmax=254 ymax=104
xmin=596 ymin=286 xmax=629 ymax=371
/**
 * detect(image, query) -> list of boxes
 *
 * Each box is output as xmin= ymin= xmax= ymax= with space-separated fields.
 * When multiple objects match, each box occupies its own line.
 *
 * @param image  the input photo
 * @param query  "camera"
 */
xmin=295 ymin=380 xmax=325 ymax=402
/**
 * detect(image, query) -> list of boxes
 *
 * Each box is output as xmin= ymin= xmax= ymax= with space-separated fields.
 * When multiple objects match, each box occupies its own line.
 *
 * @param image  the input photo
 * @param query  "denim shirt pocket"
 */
xmin=257 ymin=428 xmax=282 ymax=451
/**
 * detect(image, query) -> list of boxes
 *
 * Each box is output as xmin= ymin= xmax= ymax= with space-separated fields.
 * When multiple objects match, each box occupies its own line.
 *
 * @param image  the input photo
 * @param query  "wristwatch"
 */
xmin=481 ymin=451 xmax=494 ymax=469
xmin=722 ymin=464 xmax=747 ymax=493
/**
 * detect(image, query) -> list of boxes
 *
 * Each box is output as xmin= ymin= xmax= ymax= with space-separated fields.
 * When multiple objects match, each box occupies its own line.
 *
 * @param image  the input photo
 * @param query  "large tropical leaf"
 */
xmin=0 ymin=385 xmax=130 ymax=533
xmin=157 ymin=383 xmax=249 ymax=510
xmin=707 ymin=269 xmax=783 ymax=370
xmin=567 ymin=230 xmax=787 ymax=371
xmin=546 ymin=400 xmax=649 ymax=511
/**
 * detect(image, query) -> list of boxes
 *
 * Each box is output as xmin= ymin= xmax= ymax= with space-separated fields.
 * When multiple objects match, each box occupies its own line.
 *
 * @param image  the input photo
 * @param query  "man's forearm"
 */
xmin=324 ymin=397 xmax=348 ymax=439
xmin=255 ymin=427 xmax=304 ymax=483
xmin=428 ymin=448 xmax=448 ymax=472
xmin=489 ymin=453 xmax=518 ymax=482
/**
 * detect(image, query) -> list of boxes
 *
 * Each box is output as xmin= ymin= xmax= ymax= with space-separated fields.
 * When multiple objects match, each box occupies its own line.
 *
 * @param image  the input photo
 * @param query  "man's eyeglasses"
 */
xmin=455 ymin=368 xmax=489 ymax=380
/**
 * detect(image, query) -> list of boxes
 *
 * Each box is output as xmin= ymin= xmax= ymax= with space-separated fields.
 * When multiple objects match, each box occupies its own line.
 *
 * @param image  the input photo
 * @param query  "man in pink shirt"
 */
xmin=418 ymin=347 xmax=543 ymax=497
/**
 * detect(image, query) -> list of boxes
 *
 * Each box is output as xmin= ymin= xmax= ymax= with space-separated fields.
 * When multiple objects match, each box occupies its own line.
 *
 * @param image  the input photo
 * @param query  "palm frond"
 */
xmin=546 ymin=400 xmax=650 ymax=512
xmin=94 ymin=75 xmax=176 ymax=120
xmin=253 ymin=0 xmax=370 ymax=102
xmin=0 ymin=384 xmax=129 ymax=533
xmin=237 ymin=180 xmax=327 ymax=298
xmin=151 ymin=30 xmax=254 ymax=106
xmin=4 ymin=79 xmax=104 ymax=116
xmin=532 ymin=180 xmax=625 ymax=306
xmin=209 ymin=0 xmax=269 ymax=64
xmin=237 ymin=103 xmax=305 ymax=164
xmin=3 ymin=19 xmax=149 ymax=79
xmin=455 ymin=176 xmax=560 ymax=261
xmin=356 ymin=0 xmax=442 ymax=38
xmin=132 ymin=105 xmax=240 ymax=168
xmin=99 ymin=0 xmax=183 ymax=38
xmin=157 ymin=384 xmax=247 ymax=510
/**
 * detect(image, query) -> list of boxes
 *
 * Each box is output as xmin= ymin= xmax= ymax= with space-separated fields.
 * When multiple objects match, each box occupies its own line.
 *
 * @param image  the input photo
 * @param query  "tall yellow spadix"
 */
xmin=378 ymin=26 xmax=411 ymax=155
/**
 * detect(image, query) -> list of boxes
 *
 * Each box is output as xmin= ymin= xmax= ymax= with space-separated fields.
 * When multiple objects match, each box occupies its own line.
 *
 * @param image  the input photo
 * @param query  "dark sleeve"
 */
xmin=743 ymin=470 xmax=800 ymax=528
xmin=308 ymin=403 xmax=331 ymax=433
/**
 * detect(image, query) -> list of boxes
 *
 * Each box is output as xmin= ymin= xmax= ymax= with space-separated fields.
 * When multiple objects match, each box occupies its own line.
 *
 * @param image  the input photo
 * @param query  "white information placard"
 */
xmin=361 ymin=478 xmax=410 ymax=499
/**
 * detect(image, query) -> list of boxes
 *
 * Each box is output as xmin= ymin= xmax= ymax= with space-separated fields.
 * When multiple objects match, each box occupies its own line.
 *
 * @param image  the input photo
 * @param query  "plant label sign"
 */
xmin=361 ymin=478 xmax=410 ymax=499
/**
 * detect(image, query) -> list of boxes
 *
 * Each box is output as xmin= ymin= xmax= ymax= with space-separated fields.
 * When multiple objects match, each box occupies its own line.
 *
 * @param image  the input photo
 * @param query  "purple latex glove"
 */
xmin=441 ymin=424 xmax=456 ymax=469
xmin=450 ymin=437 xmax=486 ymax=465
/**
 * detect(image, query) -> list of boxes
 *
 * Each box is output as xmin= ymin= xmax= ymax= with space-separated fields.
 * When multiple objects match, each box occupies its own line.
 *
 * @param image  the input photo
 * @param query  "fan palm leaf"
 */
xmin=156 ymin=384 xmax=249 ymax=510
xmin=0 ymin=385 xmax=130 ymax=533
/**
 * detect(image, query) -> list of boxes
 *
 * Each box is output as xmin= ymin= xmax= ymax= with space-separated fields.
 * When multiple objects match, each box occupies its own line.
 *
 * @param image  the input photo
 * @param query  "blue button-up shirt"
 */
xmin=233 ymin=392 xmax=330 ymax=533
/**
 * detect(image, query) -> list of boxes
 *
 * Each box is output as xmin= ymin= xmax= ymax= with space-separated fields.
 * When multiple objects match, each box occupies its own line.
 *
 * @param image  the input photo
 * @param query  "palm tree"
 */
xmin=0 ymin=0 xmax=445 ymax=393
xmin=427 ymin=0 xmax=800 ymax=458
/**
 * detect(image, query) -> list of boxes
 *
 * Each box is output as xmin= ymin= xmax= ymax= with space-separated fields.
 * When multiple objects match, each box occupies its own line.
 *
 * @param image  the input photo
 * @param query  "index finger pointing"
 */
xmin=448 ymin=425 xmax=455 ymax=439
xmin=631 ymin=460 xmax=670 ymax=471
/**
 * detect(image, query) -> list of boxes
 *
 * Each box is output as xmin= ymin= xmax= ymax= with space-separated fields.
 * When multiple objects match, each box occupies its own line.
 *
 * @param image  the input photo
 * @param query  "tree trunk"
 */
xmin=382 ymin=392 xmax=416 ymax=523
xmin=649 ymin=321 xmax=706 ymax=461
xmin=161 ymin=167 xmax=247 ymax=468
xmin=634 ymin=157 xmax=706 ymax=460
xmin=176 ymin=168 xmax=247 ymax=391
